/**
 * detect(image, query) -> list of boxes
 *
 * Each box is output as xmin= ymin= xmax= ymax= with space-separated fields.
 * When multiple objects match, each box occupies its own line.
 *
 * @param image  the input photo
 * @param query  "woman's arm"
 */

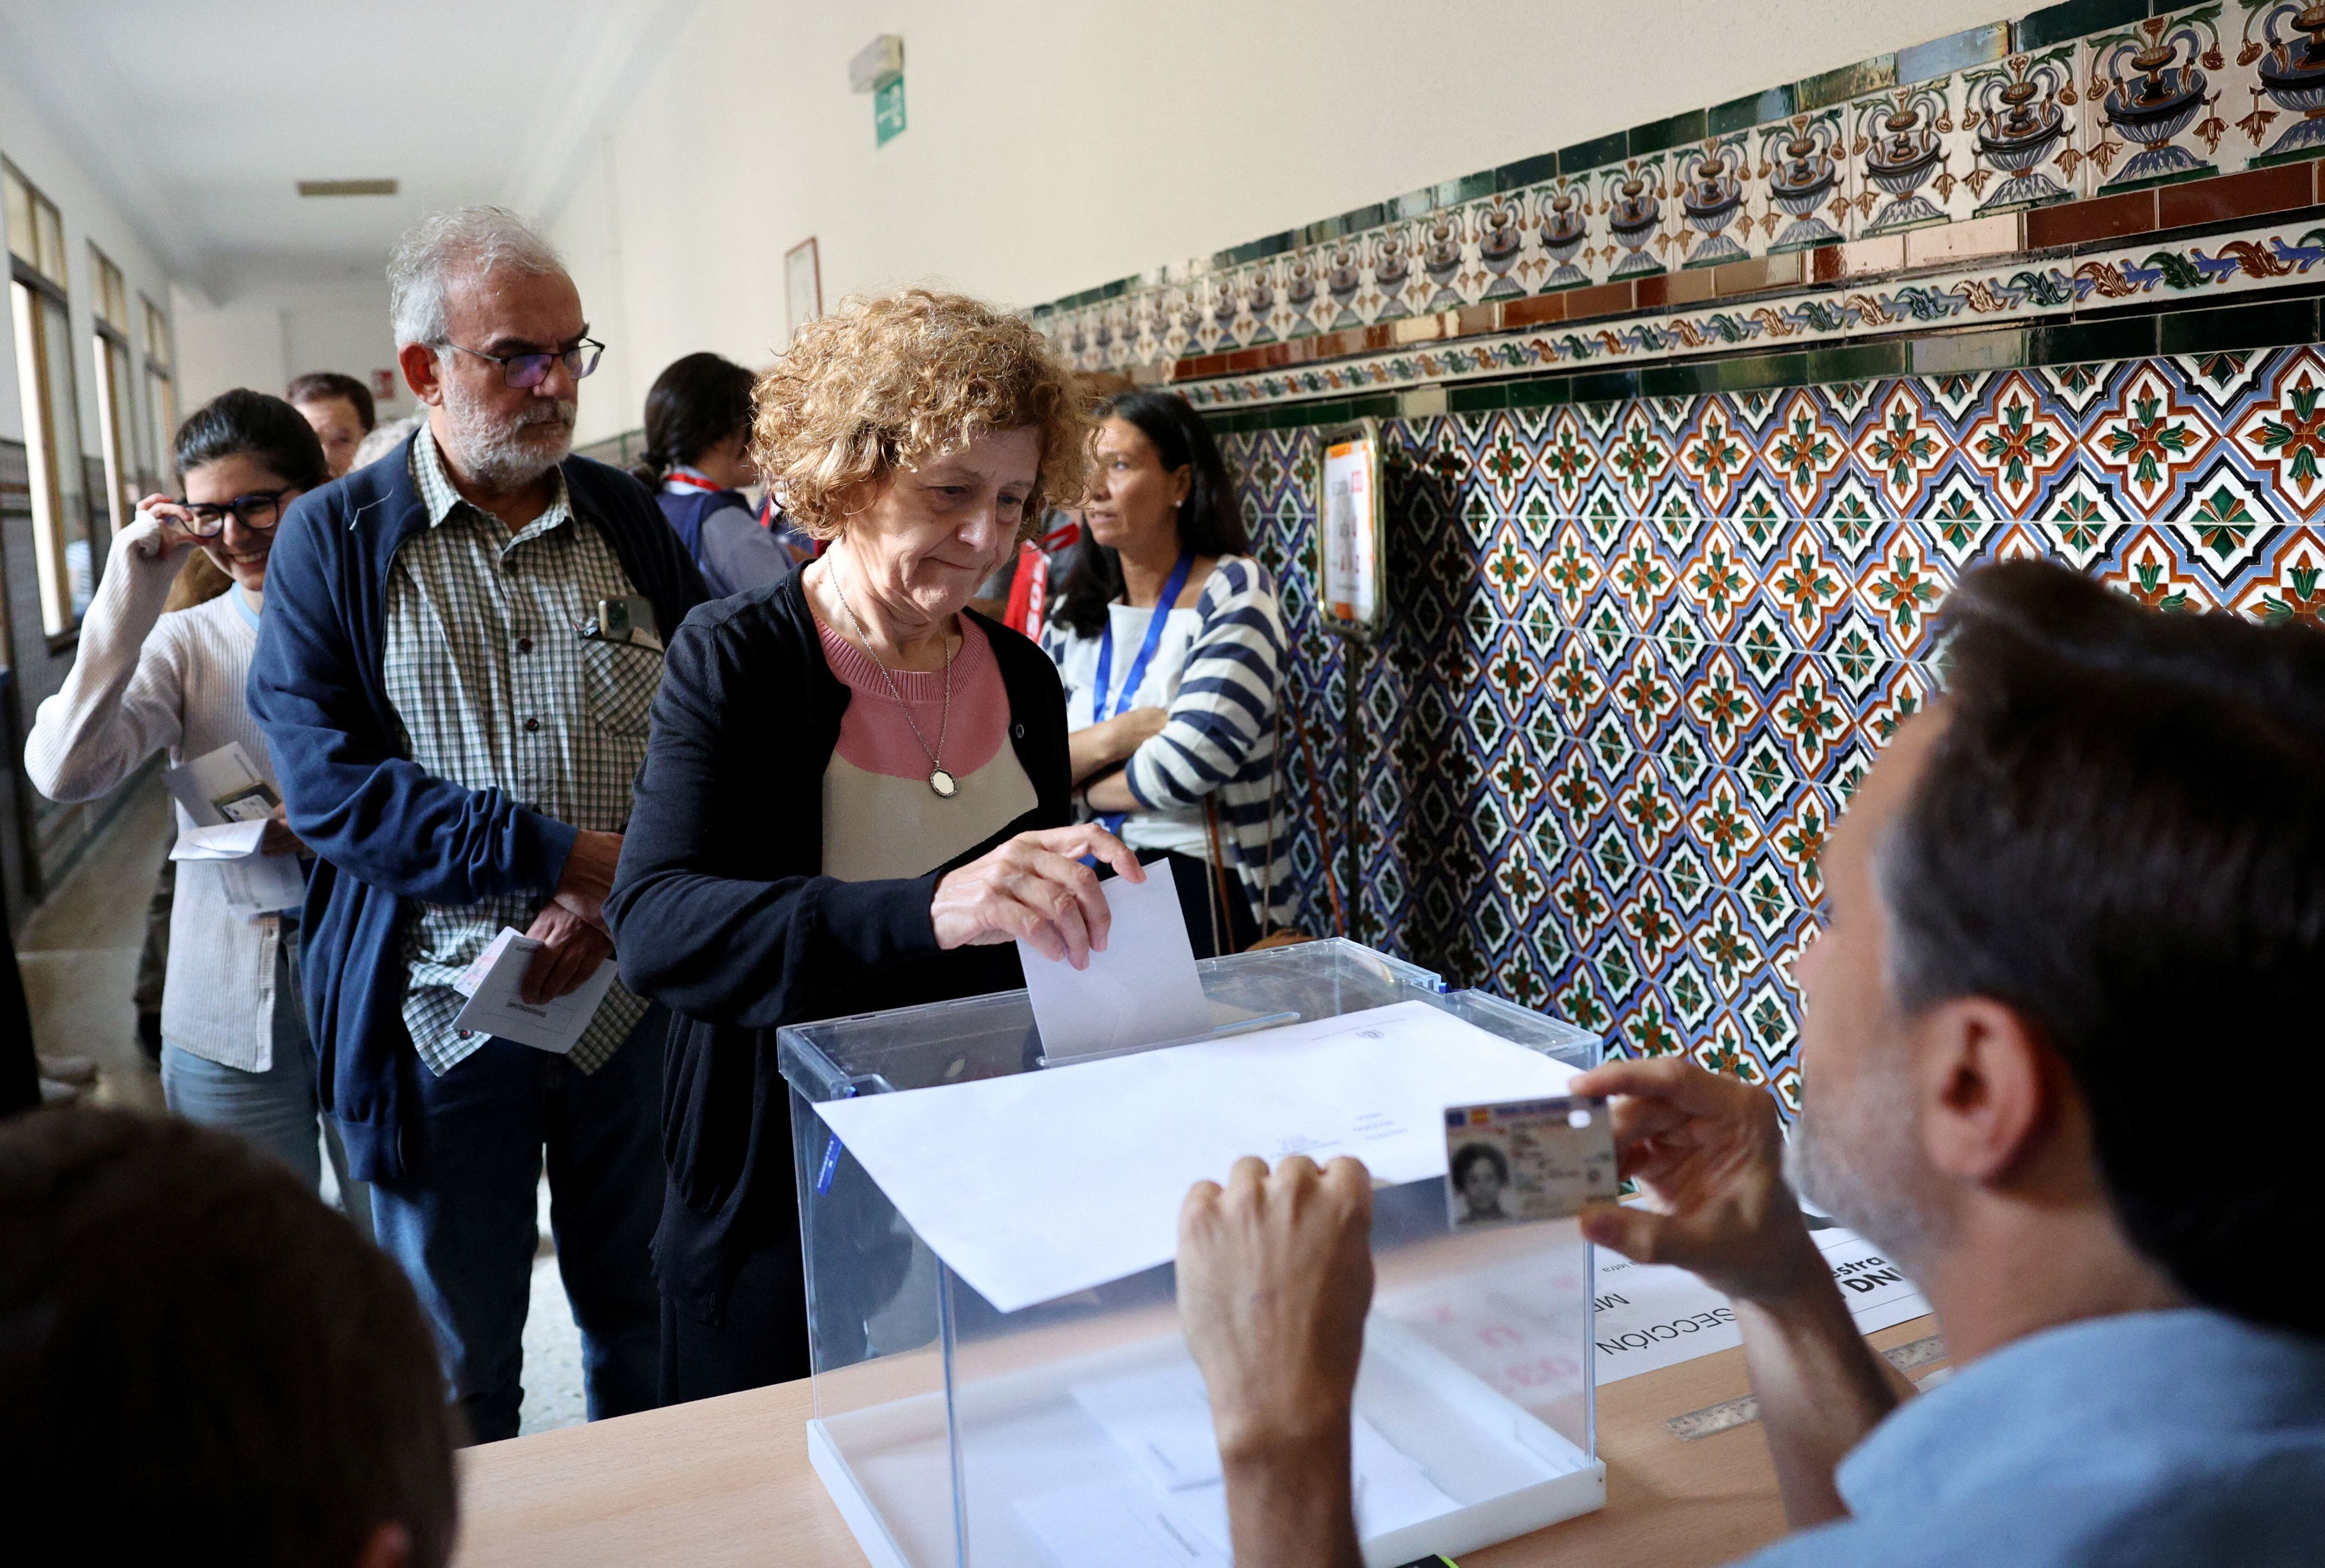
xmin=606 ymin=616 xmax=943 ymax=1028
xmin=1069 ymin=708 xmax=1168 ymax=785
xmin=611 ymin=614 xmax=1146 ymax=1023
xmin=1120 ymin=559 xmax=1285 ymax=811
xmin=24 ymin=517 xmax=189 ymax=804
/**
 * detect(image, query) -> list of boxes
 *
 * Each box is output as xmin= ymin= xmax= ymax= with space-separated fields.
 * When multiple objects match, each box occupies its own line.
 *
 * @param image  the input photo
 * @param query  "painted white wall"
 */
xmin=173 ymin=277 xmax=408 ymax=426
xmin=0 ymin=69 xmax=177 ymax=454
xmin=546 ymin=0 xmax=2015 ymax=446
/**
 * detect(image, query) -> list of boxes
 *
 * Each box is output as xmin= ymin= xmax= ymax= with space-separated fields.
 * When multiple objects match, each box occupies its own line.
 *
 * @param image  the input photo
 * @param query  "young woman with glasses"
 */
xmin=25 ymin=390 xmax=366 ymax=1227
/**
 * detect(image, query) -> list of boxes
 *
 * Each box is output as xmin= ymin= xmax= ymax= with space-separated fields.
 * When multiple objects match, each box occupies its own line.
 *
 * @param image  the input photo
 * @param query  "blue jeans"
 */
xmin=368 ymin=1008 xmax=666 ymax=1444
xmin=160 ymin=923 xmax=370 ymax=1236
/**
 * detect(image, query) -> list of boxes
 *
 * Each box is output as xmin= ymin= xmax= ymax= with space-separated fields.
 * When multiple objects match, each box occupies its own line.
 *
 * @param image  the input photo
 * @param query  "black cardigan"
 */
xmin=605 ymin=568 xmax=1072 ymax=1314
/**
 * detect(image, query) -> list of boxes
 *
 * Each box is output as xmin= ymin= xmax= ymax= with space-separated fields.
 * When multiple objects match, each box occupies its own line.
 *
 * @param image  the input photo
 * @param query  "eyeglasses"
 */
xmin=175 ymin=490 xmax=293 ymax=536
xmin=444 ymin=338 xmax=604 ymax=389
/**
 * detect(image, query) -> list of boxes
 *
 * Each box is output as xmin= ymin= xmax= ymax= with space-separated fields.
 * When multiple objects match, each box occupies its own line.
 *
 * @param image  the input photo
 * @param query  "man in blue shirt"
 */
xmin=1176 ymin=558 xmax=2325 ymax=1566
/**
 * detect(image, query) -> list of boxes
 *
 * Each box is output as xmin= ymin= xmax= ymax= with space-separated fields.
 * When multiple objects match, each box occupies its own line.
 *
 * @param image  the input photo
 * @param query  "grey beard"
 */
xmin=440 ymin=381 xmax=575 ymax=489
xmin=1785 ymin=1078 xmax=1942 ymax=1266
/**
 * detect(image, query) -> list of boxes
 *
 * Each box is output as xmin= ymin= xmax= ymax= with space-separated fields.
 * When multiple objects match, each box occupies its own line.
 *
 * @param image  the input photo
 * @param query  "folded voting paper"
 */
xmin=163 ymin=743 xmax=303 ymax=919
xmin=171 ymin=819 xmax=269 ymax=860
xmin=815 ymin=1000 xmax=1583 ymax=1312
xmin=163 ymin=741 xmax=280 ymax=826
xmin=450 ymin=925 xmax=619 ymax=1055
xmin=1017 ymin=863 xmax=1212 ymax=1061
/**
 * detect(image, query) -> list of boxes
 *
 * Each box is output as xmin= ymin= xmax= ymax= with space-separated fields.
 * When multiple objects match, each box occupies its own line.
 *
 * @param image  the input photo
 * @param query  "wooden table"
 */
xmin=454 ymin=1316 xmax=1938 ymax=1566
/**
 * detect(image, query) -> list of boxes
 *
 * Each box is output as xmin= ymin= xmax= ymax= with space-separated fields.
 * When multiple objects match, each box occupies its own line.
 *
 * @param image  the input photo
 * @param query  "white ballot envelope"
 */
xmin=450 ymin=925 xmax=619 ymax=1055
xmin=1018 ymin=863 xmax=1212 ymax=1062
xmin=163 ymin=744 xmax=302 ymax=919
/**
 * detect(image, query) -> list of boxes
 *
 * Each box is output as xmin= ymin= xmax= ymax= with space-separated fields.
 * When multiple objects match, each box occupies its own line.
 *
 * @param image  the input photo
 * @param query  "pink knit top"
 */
xmin=816 ymin=617 xmax=1036 ymax=882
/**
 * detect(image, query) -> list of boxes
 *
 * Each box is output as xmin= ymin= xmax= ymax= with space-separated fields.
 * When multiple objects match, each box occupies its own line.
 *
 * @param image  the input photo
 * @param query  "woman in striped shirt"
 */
xmin=1043 ymin=391 xmax=1293 ymax=956
xmin=25 ymin=391 xmax=358 ymax=1213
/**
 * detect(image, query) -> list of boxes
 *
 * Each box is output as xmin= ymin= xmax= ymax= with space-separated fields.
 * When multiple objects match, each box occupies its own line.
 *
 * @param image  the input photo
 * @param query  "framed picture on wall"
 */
xmin=1315 ymin=419 xmax=1384 ymax=638
xmin=785 ymin=237 xmax=823 ymax=343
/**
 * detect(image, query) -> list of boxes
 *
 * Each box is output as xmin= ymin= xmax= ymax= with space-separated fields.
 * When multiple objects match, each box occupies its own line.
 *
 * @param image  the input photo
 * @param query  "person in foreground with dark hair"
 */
xmin=1178 ymin=559 xmax=2325 ymax=1568
xmin=288 ymin=370 xmax=379 ymax=478
xmin=22 ymin=392 xmax=368 ymax=1221
xmin=1041 ymin=390 xmax=1292 ymax=956
xmin=630 ymin=350 xmax=790 ymax=598
xmin=0 ymin=1107 xmax=458 ymax=1566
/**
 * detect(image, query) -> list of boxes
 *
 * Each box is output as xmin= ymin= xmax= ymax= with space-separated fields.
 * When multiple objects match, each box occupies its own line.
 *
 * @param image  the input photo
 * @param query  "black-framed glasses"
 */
xmin=175 ymin=489 xmax=293 ymax=536
xmin=445 ymin=337 xmax=604 ymax=389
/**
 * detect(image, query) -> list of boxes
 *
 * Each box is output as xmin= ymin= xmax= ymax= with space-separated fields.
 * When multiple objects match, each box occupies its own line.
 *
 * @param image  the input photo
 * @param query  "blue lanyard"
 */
xmin=1089 ymin=551 xmax=1193 ymax=836
xmin=1092 ymin=551 xmax=1194 ymax=723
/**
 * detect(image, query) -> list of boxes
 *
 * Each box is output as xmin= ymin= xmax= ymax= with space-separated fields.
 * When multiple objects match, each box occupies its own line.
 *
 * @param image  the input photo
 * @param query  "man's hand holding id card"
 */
xmin=1444 ymin=1096 xmax=1618 ymax=1229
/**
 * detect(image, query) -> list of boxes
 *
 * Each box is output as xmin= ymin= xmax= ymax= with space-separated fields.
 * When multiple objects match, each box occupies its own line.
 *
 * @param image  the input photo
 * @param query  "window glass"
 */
xmin=144 ymin=296 xmax=171 ymax=369
xmin=93 ymin=331 xmax=135 ymax=532
xmin=89 ymin=246 xmax=126 ymax=330
xmin=12 ymin=278 xmax=94 ymax=634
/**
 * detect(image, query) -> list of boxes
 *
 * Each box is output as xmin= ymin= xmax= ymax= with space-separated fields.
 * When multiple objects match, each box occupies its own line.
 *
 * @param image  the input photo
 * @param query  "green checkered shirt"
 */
xmin=384 ymin=425 xmax=656 ymax=1075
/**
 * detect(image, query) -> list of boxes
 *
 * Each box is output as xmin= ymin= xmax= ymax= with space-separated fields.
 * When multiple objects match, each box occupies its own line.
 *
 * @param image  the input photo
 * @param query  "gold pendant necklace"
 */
xmin=830 ymin=571 xmax=958 ymax=799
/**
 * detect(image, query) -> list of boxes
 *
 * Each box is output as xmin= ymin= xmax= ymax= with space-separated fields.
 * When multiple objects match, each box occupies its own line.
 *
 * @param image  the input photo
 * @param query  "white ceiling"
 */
xmin=0 ymin=0 xmax=703 ymax=300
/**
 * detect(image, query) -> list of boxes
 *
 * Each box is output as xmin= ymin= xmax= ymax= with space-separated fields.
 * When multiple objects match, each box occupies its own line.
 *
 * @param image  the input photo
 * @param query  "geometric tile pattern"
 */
xmin=1228 ymin=345 xmax=2325 ymax=1116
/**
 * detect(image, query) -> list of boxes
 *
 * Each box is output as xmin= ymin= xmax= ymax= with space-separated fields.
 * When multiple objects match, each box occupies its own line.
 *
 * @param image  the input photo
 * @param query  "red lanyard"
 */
xmin=664 ymin=470 xmax=721 ymax=493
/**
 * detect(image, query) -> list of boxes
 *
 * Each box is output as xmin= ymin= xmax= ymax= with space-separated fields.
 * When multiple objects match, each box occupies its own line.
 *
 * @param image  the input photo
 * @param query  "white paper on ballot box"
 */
xmin=814 ymin=1000 xmax=1583 ymax=1313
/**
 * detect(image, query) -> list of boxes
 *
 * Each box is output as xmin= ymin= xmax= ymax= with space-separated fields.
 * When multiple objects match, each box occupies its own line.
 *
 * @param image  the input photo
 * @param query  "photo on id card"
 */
xmin=1444 ymin=1096 xmax=1618 ymax=1229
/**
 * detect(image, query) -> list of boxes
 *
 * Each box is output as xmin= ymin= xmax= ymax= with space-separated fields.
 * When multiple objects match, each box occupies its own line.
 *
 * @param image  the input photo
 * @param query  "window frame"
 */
xmin=88 ymin=243 xmax=136 ymax=533
xmin=6 ymin=160 xmax=100 ymax=646
xmin=141 ymin=293 xmax=176 ymax=489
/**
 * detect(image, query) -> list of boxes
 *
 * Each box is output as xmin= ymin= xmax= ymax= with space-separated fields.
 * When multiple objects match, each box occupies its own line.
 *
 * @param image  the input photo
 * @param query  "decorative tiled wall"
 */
xmin=1035 ymin=2 xmax=2325 ymax=409
xmin=1232 ymin=347 xmax=2325 ymax=1110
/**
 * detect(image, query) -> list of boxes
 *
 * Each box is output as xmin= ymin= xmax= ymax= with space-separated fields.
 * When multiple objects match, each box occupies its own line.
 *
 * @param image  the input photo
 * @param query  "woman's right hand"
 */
xmin=931 ymin=825 xmax=1145 ymax=968
xmin=132 ymin=495 xmax=203 ymax=561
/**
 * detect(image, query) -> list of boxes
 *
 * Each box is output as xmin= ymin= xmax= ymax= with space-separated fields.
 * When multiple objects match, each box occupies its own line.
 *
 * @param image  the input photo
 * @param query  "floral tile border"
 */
xmin=1168 ymin=215 xmax=2325 ymax=410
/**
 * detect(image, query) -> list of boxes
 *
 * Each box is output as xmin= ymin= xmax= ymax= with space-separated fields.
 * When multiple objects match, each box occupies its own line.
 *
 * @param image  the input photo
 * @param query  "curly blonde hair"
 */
xmin=752 ymin=288 xmax=1092 ymax=541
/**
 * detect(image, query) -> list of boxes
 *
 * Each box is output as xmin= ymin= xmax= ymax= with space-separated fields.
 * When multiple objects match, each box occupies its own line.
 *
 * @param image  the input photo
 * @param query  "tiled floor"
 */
xmin=18 ymin=778 xmax=588 ymax=1437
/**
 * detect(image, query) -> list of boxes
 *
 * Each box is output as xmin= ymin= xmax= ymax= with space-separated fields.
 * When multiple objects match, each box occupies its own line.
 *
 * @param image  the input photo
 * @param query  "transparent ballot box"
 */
xmin=782 ymin=938 xmax=1607 ymax=1568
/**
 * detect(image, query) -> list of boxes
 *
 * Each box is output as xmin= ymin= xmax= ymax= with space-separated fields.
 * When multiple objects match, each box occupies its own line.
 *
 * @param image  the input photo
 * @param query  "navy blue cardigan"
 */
xmin=247 ymin=437 xmax=705 ymax=1182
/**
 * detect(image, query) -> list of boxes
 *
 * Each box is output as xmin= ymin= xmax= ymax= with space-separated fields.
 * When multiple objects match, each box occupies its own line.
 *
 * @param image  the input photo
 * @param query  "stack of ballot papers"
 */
xmin=1014 ymin=1359 xmax=1457 ymax=1567
xmin=814 ymin=999 xmax=1585 ymax=1312
xmin=163 ymin=742 xmax=302 ymax=919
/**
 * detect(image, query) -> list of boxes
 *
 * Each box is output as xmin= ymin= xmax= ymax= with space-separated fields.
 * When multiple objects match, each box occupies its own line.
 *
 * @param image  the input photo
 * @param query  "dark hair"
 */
xmin=0 ymin=1107 xmax=459 ymax=1566
xmin=1052 ymin=390 xmax=1246 ymax=638
xmin=1881 ymin=560 xmax=2325 ymax=1337
xmin=632 ymin=351 xmax=756 ymax=485
xmin=1451 ymin=1143 xmax=1508 ymax=1188
xmin=285 ymin=371 xmax=377 ymax=432
xmin=174 ymin=389 xmax=331 ymax=492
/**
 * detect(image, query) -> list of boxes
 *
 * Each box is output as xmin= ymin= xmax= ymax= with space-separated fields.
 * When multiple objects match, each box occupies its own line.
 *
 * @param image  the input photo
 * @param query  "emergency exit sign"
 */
xmin=875 ymin=75 xmax=906 ymax=146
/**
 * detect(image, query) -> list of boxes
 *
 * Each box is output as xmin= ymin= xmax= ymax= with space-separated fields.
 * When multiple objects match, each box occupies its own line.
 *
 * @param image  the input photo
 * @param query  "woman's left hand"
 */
xmin=931 ymin=825 xmax=1144 ymax=968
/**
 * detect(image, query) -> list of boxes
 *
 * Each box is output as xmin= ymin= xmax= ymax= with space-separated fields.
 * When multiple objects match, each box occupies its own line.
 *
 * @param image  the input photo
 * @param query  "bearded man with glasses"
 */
xmin=250 ymin=206 xmax=705 ymax=1442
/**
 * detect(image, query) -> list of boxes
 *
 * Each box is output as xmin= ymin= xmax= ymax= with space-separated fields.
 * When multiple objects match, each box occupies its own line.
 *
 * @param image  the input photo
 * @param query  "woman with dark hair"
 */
xmin=1042 ymin=390 xmax=1292 ymax=956
xmin=631 ymin=351 xmax=792 ymax=597
xmin=24 ymin=391 xmax=363 ymax=1217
